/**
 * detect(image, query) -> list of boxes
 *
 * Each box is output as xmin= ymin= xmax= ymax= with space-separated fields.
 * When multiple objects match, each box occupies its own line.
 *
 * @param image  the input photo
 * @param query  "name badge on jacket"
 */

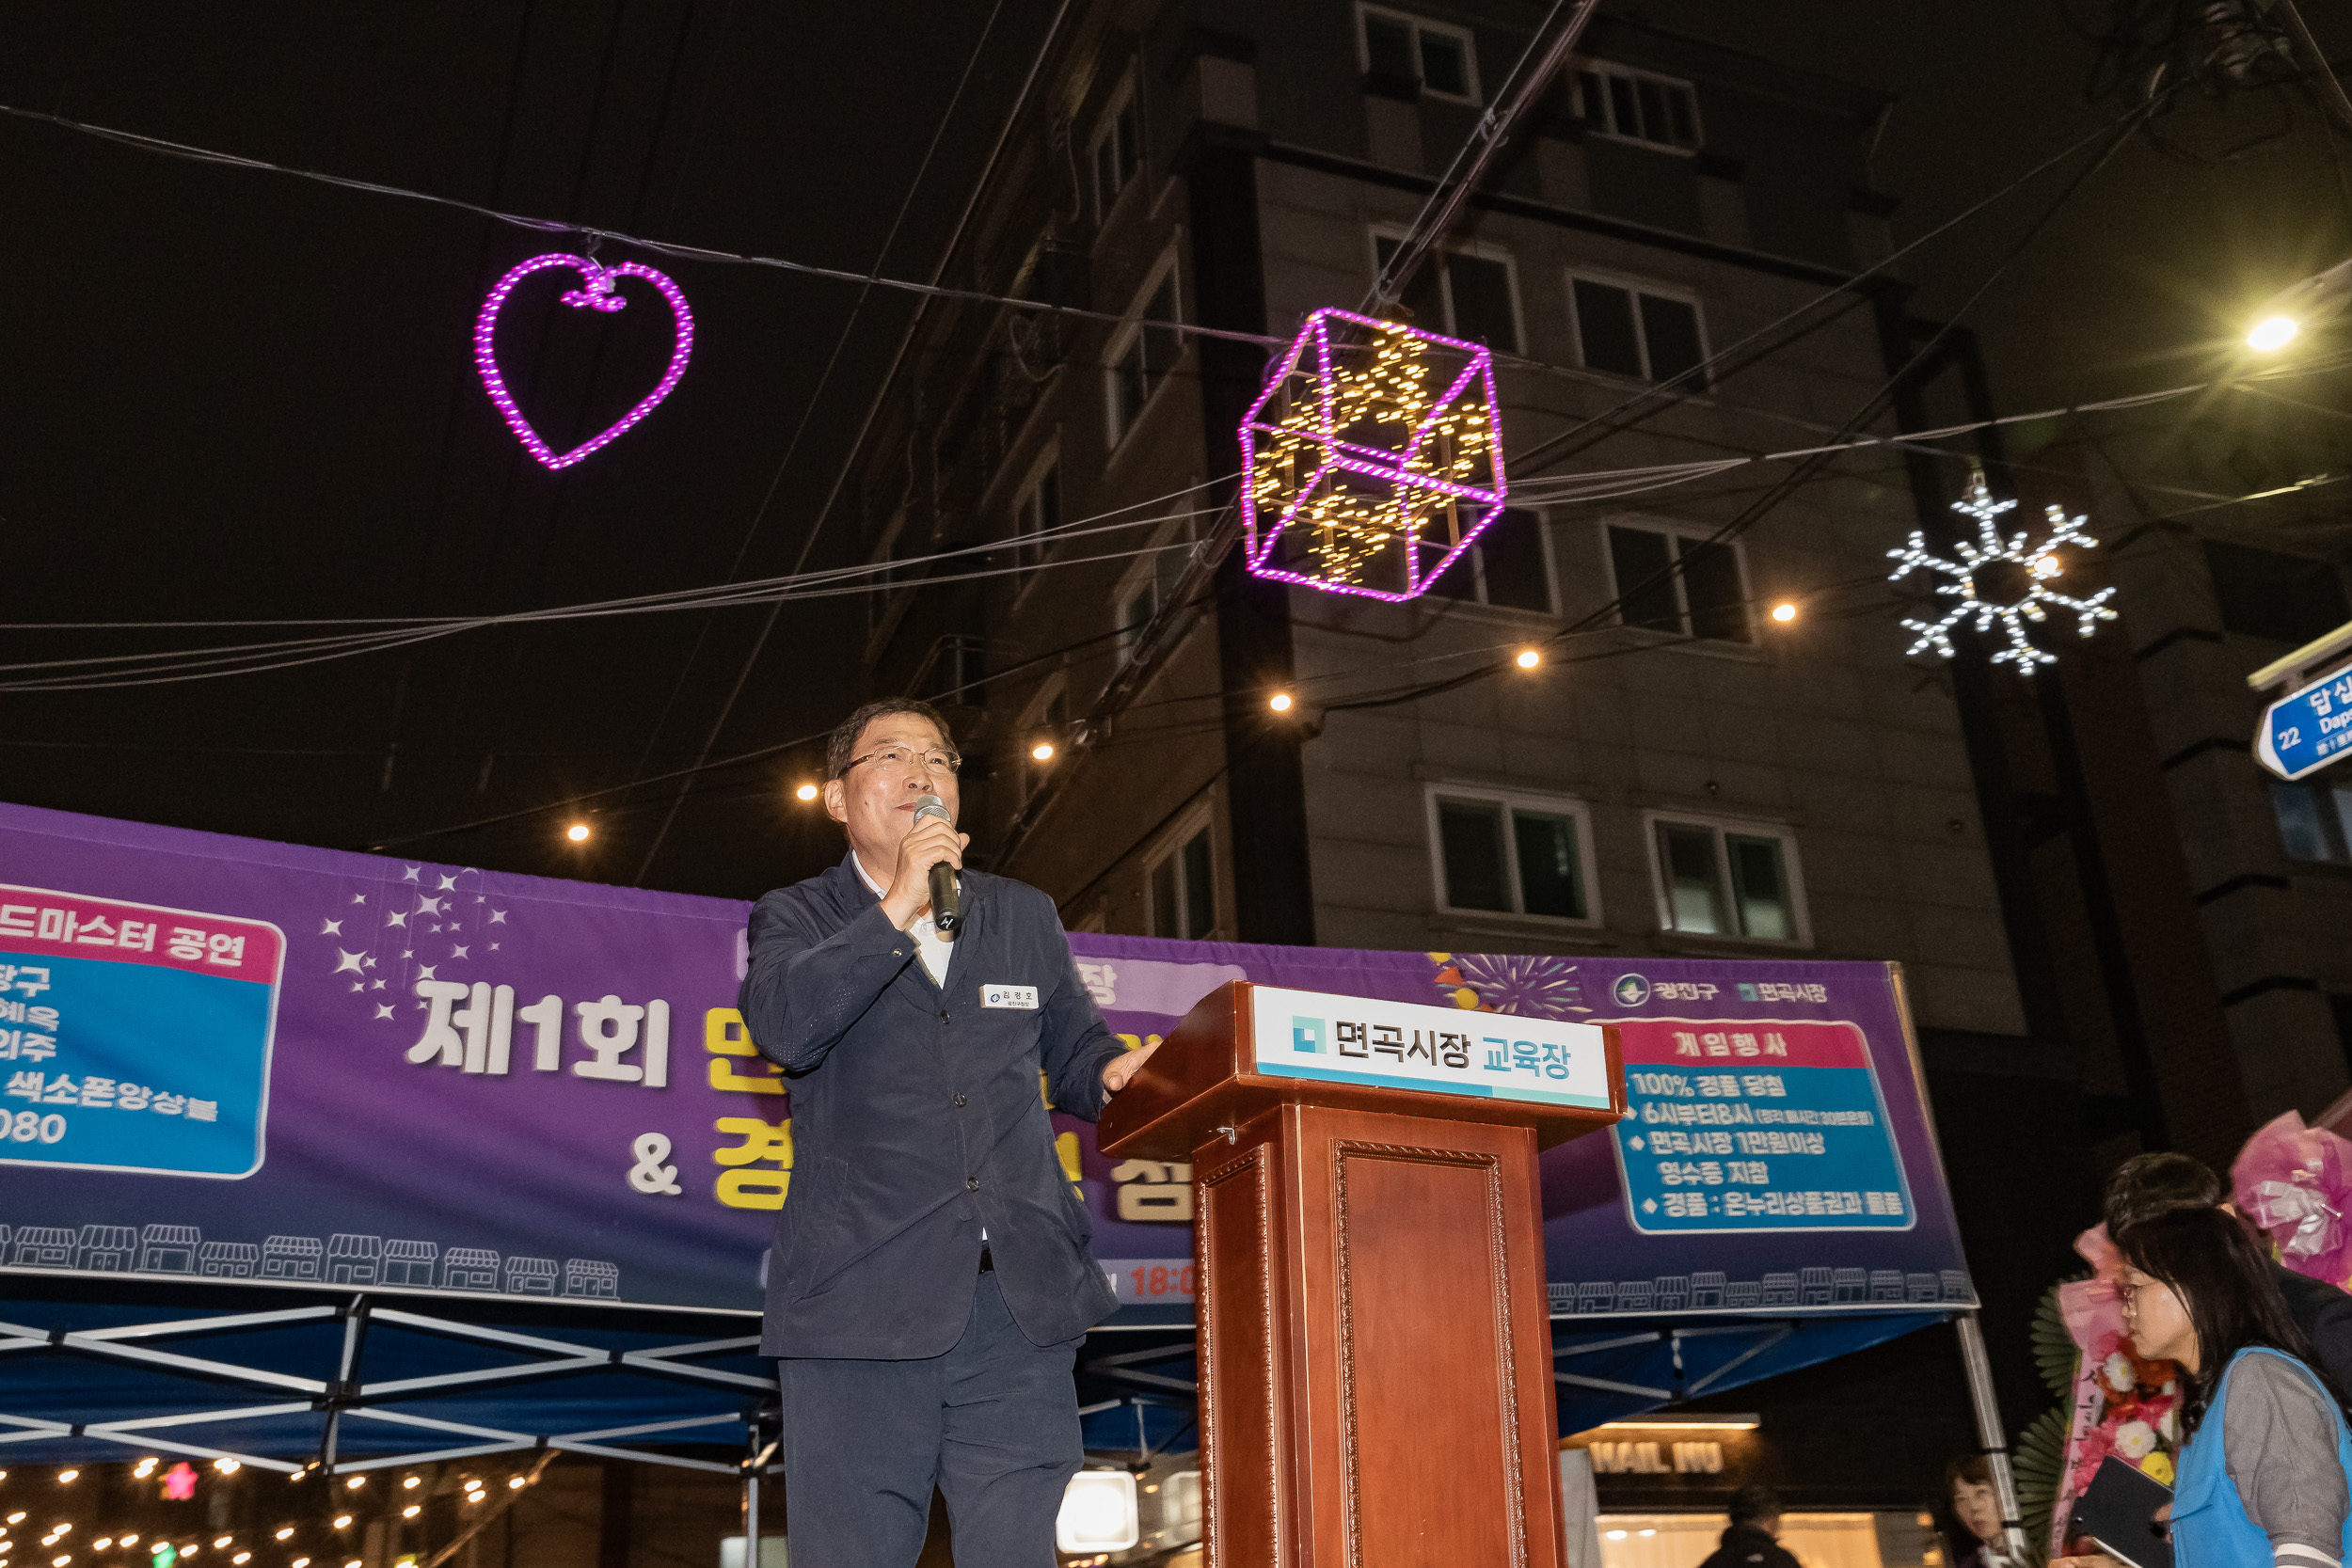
xmin=981 ymin=984 xmax=1040 ymax=1010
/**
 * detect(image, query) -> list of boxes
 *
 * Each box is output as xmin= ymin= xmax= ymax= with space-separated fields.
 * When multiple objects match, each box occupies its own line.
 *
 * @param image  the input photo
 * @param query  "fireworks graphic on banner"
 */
xmin=1240 ymin=308 xmax=1505 ymax=602
xmin=1431 ymin=953 xmax=1591 ymax=1019
xmin=1886 ymin=470 xmax=2118 ymax=673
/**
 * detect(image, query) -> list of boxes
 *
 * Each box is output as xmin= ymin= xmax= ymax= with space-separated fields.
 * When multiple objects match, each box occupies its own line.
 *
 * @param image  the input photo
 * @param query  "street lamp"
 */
xmin=2247 ymin=257 xmax=2352 ymax=350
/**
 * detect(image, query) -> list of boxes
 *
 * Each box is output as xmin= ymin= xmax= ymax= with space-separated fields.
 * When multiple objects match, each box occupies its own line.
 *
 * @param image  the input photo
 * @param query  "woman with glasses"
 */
xmin=2114 ymin=1208 xmax=2352 ymax=1568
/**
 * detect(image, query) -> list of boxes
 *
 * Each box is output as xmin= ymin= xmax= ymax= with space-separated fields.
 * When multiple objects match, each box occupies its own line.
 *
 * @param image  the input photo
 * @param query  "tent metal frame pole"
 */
xmin=1954 ymin=1311 xmax=2030 ymax=1561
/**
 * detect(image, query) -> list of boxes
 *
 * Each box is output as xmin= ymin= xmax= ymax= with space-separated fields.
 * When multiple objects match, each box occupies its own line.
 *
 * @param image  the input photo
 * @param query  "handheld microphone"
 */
xmin=913 ymin=793 xmax=961 ymax=935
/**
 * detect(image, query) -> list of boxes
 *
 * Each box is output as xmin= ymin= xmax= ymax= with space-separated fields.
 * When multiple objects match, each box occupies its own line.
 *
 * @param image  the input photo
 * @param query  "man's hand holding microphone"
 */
xmin=879 ymin=794 xmax=965 ymax=933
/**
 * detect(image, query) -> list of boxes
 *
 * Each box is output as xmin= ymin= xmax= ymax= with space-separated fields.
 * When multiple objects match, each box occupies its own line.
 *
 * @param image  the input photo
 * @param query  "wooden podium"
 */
xmin=1099 ymin=980 xmax=1624 ymax=1568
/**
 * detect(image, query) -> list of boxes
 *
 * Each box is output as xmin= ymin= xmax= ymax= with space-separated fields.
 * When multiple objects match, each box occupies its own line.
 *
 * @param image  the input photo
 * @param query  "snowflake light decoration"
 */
xmin=1240 ymin=308 xmax=1505 ymax=601
xmin=1886 ymin=470 xmax=2118 ymax=673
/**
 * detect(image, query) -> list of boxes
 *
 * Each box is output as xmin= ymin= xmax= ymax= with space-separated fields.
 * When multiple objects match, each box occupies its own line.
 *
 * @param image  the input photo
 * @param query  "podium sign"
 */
xmin=1104 ymin=980 xmax=1623 ymax=1568
xmin=1249 ymin=985 xmax=1613 ymax=1109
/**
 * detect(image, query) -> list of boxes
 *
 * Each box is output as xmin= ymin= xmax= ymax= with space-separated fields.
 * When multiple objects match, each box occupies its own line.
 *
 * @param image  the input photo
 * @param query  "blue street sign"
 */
xmin=2257 ymin=667 xmax=2352 ymax=781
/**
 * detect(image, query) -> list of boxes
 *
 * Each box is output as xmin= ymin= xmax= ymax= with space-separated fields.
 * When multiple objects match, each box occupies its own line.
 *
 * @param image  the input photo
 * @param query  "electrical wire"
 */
xmin=0 ymin=100 xmax=1289 ymax=353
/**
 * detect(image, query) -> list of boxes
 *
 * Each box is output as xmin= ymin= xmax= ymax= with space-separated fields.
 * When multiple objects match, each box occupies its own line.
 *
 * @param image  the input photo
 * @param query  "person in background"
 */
xmin=2115 ymin=1207 xmax=2352 ymax=1568
xmin=1943 ymin=1454 xmax=2026 ymax=1568
xmin=1700 ymin=1484 xmax=1804 ymax=1568
xmin=2106 ymin=1151 xmax=2352 ymax=1394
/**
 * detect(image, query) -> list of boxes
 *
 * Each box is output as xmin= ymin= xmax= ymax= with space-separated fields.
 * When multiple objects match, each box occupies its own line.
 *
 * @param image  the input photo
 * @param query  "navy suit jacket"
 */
xmin=738 ymin=854 xmax=1124 ymax=1358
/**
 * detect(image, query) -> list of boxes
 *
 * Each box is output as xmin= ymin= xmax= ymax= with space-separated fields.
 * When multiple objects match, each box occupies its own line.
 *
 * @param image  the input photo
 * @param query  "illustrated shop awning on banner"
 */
xmin=0 ymin=801 xmax=1975 ymax=1460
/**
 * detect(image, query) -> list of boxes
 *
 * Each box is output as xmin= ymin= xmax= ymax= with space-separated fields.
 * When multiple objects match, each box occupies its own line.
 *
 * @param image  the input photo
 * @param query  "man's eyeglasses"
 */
xmin=845 ymin=745 xmax=962 ymax=777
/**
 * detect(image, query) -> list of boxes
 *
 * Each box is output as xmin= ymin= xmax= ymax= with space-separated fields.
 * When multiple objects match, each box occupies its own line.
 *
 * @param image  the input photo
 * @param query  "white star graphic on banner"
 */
xmin=417 ymin=896 xmax=444 ymax=916
xmin=403 ymin=866 xmax=421 ymax=882
xmin=321 ymin=918 xmax=343 ymax=937
xmin=417 ymin=964 xmax=437 ymax=980
xmin=489 ymin=911 xmax=508 ymax=924
xmin=373 ymin=1005 xmax=395 ymax=1020
xmin=372 ymin=979 xmax=386 ymax=990
xmin=387 ymin=911 xmax=406 ymax=927
xmin=489 ymin=942 xmax=501 ymax=952
xmin=351 ymin=893 xmax=367 ymax=905
xmin=437 ymin=874 xmax=458 ymax=891
xmin=350 ymin=982 xmax=364 ymax=993
xmin=402 ymin=949 xmax=413 ymax=958
xmin=333 ymin=950 xmax=366 ymax=975
xmin=362 ymin=955 xmax=376 ymax=969
xmin=451 ymin=944 xmax=469 ymax=959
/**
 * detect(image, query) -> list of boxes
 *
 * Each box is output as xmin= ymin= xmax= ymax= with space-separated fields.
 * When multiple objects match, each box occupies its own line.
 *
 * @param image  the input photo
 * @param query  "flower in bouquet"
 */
xmin=2233 ymin=1110 xmax=2352 ymax=1287
xmin=2101 ymin=1351 xmax=2136 ymax=1395
xmin=2113 ymin=1419 xmax=2158 ymax=1461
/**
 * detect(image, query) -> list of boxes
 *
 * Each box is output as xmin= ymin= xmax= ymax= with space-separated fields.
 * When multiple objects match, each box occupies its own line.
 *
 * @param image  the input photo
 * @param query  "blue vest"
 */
xmin=2172 ymin=1347 xmax=2352 ymax=1568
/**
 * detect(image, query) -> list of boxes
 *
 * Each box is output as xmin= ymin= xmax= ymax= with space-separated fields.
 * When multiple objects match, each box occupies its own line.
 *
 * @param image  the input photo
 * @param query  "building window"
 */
xmin=913 ymin=634 xmax=984 ymax=705
xmin=1568 ymin=275 xmax=1708 ymax=387
xmin=1424 ymin=507 xmax=1553 ymax=612
xmin=1604 ymin=521 xmax=1751 ymax=643
xmin=1013 ymin=462 xmax=1059 ymax=570
xmin=1648 ymin=816 xmax=1804 ymax=942
xmin=1358 ymin=6 xmax=1478 ymax=102
xmin=1373 ymin=234 xmax=1520 ymax=351
xmin=1571 ymin=61 xmax=1701 ymax=151
xmin=1091 ymin=84 xmax=1142 ymax=223
xmin=1106 ymin=264 xmax=1183 ymax=448
xmin=2204 ymin=540 xmax=2350 ymax=645
xmin=1427 ymin=788 xmax=1596 ymax=923
xmin=1149 ymin=819 xmax=1216 ymax=940
xmin=1114 ymin=513 xmax=1200 ymax=663
xmin=2273 ymin=776 xmax=2352 ymax=863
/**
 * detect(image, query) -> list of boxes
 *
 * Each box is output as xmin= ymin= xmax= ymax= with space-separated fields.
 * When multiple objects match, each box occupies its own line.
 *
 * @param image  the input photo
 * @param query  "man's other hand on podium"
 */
xmin=1102 ymin=1036 xmax=1161 ymax=1096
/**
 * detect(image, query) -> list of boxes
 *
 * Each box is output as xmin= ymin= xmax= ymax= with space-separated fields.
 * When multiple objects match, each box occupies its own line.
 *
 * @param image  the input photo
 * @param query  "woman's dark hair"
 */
xmin=2103 ymin=1150 xmax=2223 ymax=1234
xmin=1943 ymin=1453 xmax=1992 ymax=1495
xmin=2115 ymin=1206 xmax=2347 ymax=1435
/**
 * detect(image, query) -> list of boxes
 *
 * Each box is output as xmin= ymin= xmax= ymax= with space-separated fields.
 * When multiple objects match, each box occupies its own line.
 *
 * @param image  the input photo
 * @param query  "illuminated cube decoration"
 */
xmin=1242 ymin=308 xmax=1507 ymax=602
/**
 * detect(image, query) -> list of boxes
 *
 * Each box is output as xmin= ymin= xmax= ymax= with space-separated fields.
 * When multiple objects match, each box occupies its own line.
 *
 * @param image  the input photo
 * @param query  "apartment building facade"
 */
xmin=845 ymin=0 xmax=2296 ymax=1430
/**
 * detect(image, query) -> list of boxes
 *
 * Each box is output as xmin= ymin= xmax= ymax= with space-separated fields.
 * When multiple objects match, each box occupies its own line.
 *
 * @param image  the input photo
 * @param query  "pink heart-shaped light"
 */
xmin=474 ymin=252 xmax=694 ymax=469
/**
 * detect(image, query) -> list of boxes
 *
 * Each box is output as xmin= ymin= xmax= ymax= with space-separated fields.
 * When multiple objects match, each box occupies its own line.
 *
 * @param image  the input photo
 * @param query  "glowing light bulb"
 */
xmin=2248 ymin=314 xmax=2299 ymax=351
xmin=271 ymin=1534 xmax=290 ymax=1544
xmin=119 ymin=1541 xmax=135 ymax=1549
xmin=1268 ymin=692 xmax=1293 ymax=712
xmin=211 ymin=1541 xmax=229 ymax=1550
xmin=564 ymin=823 xmax=590 ymax=843
xmin=1030 ymin=742 xmax=1054 ymax=762
xmin=399 ymin=1509 xmax=418 ymax=1522
xmin=52 ymin=1476 xmax=72 ymax=1487
xmin=231 ymin=1555 xmax=249 ymax=1564
xmin=329 ymin=1522 xmax=349 ymax=1534
xmin=342 ymin=1479 xmax=363 ymax=1492
xmin=1514 ymin=648 xmax=1540 ymax=669
xmin=212 ymin=1460 xmax=238 ymax=1476
xmin=133 ymin=1462 xmax=157 ymax=1480
xmin=1771 ymin=602 xmax=1797 ymax=623
xmin=506 ymin=1478 xmax=525 ymax=1491
xmin=794 ymin=784 xmax=818 ymax=801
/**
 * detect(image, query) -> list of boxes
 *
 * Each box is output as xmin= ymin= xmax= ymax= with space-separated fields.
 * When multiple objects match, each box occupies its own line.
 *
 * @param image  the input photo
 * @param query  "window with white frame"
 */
xmin=1568 ymin=274 xmax=1708 ymax=387
xmin=1602 ymin=520 xmax=1751 ymax=644
xmin=1148 ymin=815 xmax=1217 ymax=940
xmin=1091 ymin=82 xmax=1142 ymax=223
xmin=1427 ymin=786 xmax=1597 ymax=923
xmin=1012 ymin=460 xmax=1059 ymax=571
xmin=1106 ymin=262 xmax=1183 ymax=448
xmin=1423 ymin=506 xmax=1554 ymax=612
xmin=1648 ymin=815 xmax=1805 ymax=942
xmin=1373 ymin=234 xmax=1519 ymax=351
xmin=1114 ymin=513 xmax=1198 ymax=663
xmin=1358 ymin=5 xmax=1479 ymax=102
xmin=1571 ymin=60 xmax=1701 ymax=151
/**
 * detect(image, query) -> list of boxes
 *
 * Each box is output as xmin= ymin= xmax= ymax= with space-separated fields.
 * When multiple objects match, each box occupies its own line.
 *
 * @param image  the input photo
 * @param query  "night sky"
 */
xmin=1 ymin=1 xmax=2344 ymax=901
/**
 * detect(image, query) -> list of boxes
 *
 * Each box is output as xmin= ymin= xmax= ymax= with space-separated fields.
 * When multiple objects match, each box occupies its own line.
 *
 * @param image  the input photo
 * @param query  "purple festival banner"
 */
xmin=0 ymin=803 xmax=1972 ymax=1322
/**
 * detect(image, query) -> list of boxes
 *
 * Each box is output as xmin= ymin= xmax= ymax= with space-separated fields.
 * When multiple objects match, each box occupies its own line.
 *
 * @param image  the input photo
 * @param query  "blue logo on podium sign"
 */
xmin=2259 ymin=669 xmax=2352 ymax=783
xmin=1292 ymin=1017 xmax=1324 ymax=1053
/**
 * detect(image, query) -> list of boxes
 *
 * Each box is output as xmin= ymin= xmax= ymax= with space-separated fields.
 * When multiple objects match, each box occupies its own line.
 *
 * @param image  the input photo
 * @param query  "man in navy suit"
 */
xmin=739 ymin=698 xmax=1159 ymax=1566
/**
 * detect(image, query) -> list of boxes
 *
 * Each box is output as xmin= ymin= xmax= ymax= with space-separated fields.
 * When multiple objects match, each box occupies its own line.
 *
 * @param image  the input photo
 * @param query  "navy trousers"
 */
xmin=775 ymin=1271 xmax=1084 ymax=1566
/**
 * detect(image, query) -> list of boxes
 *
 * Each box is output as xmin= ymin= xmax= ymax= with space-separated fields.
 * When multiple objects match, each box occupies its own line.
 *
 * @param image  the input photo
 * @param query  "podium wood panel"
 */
xmin=1193 ymin=1104 xmax=1565 ymax=1568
